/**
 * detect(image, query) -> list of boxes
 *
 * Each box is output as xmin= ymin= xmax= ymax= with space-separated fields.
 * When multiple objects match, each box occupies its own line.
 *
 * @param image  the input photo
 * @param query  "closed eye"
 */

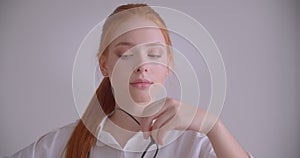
xmin=147 ymin=47 xmax=164 ymax=58
xmin=148 ymin=54 xmax=161 ymax=58
xmin=118 ymin=54 xmax=133 ymax=59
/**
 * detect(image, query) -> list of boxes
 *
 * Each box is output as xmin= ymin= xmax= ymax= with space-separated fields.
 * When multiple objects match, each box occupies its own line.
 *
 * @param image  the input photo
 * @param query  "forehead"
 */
xmin=110 ymin=27 xmax=166 ymax=47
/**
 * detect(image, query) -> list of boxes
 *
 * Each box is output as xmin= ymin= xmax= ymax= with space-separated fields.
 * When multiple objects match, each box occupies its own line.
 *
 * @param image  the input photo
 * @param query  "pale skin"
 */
xmin=100 ymin=19 xmax=249 ymax=158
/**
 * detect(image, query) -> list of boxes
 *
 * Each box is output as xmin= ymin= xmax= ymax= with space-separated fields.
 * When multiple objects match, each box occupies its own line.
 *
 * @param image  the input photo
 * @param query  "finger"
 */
xmin=141 ymin=99 xmax=169 ymax=131
xmin=142 ymin=97 xmax=167 ymax=117
xmin=151 ymin=107 xmax=176 ymax=131
xmin=141 ymin=110 xmax=167 ymax=139
xmin=158 ymin=127 xmax=171 ymax=145
xmin=141 ymin=118 xmax=153 ymax=139
xmin=142 ymin=131 xmax=151 ymax=139
xmin=155 ymin=121 xmax=173 ymax=145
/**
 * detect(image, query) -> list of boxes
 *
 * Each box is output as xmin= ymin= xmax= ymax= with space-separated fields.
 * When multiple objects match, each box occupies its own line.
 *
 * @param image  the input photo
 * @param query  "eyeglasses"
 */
xmin=141 ymin=135 xmax=159 ymax=158
xmin=87 ymin=108 xmax=159 ymax=158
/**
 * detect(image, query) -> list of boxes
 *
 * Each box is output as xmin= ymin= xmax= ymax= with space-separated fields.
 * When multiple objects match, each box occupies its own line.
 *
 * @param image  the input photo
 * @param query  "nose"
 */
xmin=135 ymin=64 xmax=148 ymax=73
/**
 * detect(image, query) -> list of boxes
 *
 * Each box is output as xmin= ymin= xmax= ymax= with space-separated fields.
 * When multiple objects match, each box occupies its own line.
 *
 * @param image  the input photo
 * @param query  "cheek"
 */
xmin=105 ymin=57 xmax=118 ymax=75
xmin=153 ymin=65 xmax=169 ymax=82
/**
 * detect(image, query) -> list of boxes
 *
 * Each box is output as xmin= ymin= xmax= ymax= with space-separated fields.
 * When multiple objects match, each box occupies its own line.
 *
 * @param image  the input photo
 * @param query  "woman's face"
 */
xmin=101 ymin=25 xmax=169 ymax=105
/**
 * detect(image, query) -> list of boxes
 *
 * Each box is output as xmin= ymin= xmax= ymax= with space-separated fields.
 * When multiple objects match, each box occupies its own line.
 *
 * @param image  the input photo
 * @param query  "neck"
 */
xmin=102 ymin=106 xmax=142 ymax=148
xmin=108 ymin=106 xmax=142 ymax=132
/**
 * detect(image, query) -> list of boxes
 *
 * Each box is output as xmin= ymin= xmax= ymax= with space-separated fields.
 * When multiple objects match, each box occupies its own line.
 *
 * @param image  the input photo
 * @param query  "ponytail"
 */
xmin=65 ymin=78 xmax=115 ymax=158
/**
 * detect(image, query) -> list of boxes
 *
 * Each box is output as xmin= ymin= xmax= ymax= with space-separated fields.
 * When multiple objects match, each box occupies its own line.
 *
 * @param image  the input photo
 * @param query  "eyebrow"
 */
xmin=114 ymin=42 xmax=135 ymax=47
xmin=114 ymin=42 xmax=164 ymax=48
xmin=146 ymin=42 xmax=165 ymax=47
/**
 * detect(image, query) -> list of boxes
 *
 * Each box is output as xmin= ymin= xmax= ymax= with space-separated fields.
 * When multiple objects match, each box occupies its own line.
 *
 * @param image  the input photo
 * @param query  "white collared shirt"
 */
xmin=10 ymin=119 xmax=253 ymax=158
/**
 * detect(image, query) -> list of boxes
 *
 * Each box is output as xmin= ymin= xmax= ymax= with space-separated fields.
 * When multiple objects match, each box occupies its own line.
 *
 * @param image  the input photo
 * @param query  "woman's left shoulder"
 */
xmin=167 ymin=130 xmax=212 ymax=149
xmin=177 ymin=130 xmax=209 ymax=142
xmin=161 ymin=130 xmax=216 ymax=158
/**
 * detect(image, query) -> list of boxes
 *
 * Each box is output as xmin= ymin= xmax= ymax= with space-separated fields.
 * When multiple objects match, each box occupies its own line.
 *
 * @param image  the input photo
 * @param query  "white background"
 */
xmin=1 ymin=0 xmax=299 ymax=157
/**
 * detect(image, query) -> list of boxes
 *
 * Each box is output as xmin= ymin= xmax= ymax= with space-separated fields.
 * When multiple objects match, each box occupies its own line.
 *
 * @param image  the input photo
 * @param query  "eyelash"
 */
xmin=116 ymin=48 xmax=163 ymax=59
xmin=148 ymin=54 xmax=161 ymax=58
xmin=118 ymin=54 xmax=133 ymax=59
xmin=148 ymin=48 xmax=162 ymax=58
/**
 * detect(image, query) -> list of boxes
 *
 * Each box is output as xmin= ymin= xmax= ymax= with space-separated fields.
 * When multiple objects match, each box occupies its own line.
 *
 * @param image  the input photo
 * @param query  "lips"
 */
xmin=130 ymin=79 xmax=153 ymax=88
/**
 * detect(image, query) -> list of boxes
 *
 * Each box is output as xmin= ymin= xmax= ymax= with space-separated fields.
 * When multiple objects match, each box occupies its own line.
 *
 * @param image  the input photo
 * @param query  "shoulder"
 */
xmin=36 ymin=120 xmax=78 ymax=146
xmin=180 ymin=130 xmax=212 ymax=147
xmin=12 ymin=120 xmax=79 ymax=158
xmin=168 ymin=130 xmax=216 ymax=158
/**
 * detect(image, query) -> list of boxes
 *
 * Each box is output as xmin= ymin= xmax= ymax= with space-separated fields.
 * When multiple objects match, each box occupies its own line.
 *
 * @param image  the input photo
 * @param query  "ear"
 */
xmin=99 ymin=55 xmax=108 ymax=77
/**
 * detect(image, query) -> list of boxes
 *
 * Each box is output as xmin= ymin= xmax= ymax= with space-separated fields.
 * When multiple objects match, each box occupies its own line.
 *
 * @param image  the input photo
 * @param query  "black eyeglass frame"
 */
xmin=141 ymin=135 xmax=159 ymax=158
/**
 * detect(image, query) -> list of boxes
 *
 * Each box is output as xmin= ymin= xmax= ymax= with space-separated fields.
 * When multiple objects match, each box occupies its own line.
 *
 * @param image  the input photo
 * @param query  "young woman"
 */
xmin=12 ymin=4 xmax=252 ymax=158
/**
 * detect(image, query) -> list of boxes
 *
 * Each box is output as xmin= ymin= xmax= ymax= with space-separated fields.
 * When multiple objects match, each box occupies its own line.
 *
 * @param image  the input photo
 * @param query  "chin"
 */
xmin=132 ymin=96 xmax=151 ymax=104
xmin=129 ymin=89 xmax=151 ymax=102
xmin=130 ymin=93 xmax=152 ymax=105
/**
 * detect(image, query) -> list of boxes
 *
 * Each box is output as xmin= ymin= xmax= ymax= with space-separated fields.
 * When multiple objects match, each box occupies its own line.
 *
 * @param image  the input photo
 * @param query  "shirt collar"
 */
xmin=95 ymin=116 xmax=152 ymax=152
xmin=95 ymin=116 xmax=184 ymax=152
